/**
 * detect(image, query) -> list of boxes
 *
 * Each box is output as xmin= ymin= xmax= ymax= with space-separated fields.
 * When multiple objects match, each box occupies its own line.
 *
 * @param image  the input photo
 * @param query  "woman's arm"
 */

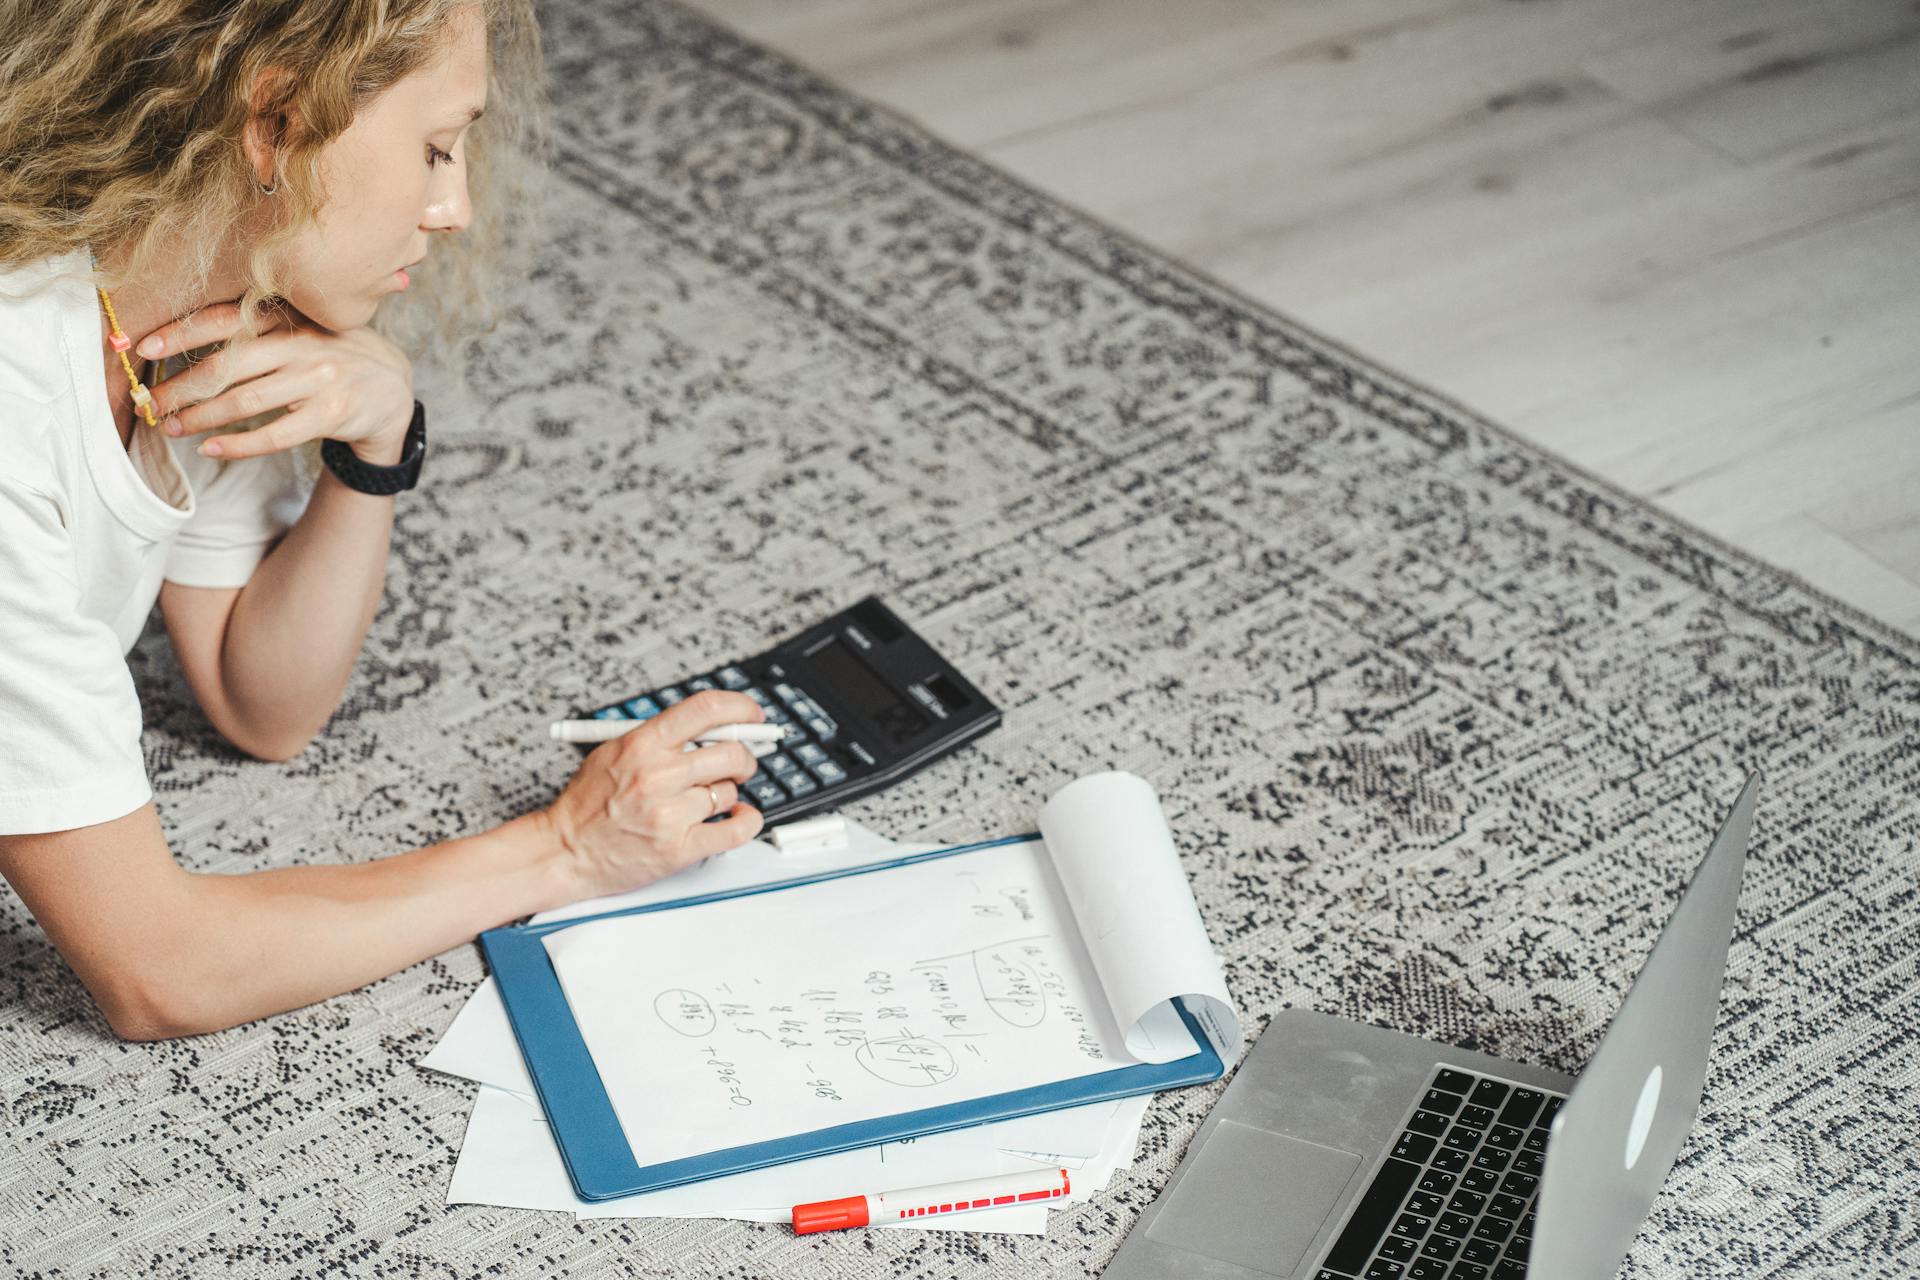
xmin=0 ymin=691 xmax=766 ymax=1041
xmin=0 ymin=800 xmax=566 ymax=1040
xmin=160 ymin=439 xmax=405 ymax=762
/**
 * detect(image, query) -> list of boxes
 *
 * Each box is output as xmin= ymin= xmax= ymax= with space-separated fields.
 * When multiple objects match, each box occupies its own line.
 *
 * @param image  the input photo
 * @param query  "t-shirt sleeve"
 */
xmin=0 ymin=477 xmax=152 ymax=834
xmin=162 ymin=440 xmax=316 ymax=589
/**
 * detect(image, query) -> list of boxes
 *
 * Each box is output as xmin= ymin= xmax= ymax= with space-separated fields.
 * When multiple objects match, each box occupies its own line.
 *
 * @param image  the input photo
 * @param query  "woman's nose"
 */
xmin=425 ymin=169 xmax=473 ymax=235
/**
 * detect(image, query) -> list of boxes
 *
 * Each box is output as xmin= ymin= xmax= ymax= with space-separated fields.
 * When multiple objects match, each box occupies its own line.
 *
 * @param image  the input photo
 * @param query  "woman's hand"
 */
xmin=137 ymin=301 xmax=415 ymax=466
xmin=544 ymin=690 xmax=767 ymax=901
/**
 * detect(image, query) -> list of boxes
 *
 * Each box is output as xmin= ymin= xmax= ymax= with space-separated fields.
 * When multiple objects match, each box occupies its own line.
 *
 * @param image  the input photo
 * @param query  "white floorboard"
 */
xmin=681 ymin=0 xmax=1920 ymax=639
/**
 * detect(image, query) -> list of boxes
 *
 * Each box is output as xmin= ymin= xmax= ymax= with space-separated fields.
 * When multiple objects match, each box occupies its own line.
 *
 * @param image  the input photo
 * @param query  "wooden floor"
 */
xmin=680 ymin=0 xmax=1920 ymax=639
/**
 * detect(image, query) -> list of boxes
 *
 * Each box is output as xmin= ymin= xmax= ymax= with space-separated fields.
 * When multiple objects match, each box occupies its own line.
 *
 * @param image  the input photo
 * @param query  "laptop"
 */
xmin=1102 ymin=771 xmax=1760 ymax=1280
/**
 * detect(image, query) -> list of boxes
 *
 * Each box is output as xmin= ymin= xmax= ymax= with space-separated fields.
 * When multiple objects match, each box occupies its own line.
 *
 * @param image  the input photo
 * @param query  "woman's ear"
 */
xmin=241 ymin=67 xmax=296 ymax=189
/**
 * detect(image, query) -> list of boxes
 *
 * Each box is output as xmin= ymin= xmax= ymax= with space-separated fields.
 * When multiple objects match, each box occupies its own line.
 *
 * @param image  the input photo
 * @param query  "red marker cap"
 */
xmin=793 ymin=1194 xmax=870 ymax=1234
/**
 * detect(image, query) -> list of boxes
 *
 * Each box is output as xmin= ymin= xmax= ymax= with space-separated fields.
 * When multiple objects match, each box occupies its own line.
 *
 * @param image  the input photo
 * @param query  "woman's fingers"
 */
xmin=162 ymin=367 xmax=313 ymax=439
xmin=681 ymin=741 xmax=759 ymax=787
xmin=674 ymin=779 xmax=741 ymax=829
xmin=197 ymin=404 xmax=325 ymax=460
xmin=135 ymin=299 xmax=283 ymax=361
xmin=680 ymin=803 xmax=765 ymax=861
xmin=634 ymin=689 xmax=765 ymax=752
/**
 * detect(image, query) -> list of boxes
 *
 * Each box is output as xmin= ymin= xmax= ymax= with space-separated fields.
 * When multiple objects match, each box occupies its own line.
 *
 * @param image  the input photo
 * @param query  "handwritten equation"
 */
xmin=549 ymin=840 xmax=1136 ymax=1165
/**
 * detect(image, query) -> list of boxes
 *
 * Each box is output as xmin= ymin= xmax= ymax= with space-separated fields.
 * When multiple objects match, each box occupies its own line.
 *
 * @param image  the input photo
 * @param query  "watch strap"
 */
xmin=321 ymin=400 xmax=426 ymax=495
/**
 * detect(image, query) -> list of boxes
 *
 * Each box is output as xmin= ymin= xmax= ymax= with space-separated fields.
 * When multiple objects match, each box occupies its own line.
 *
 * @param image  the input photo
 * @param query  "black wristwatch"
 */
xmin=321 ymin=399 xmax=426 ymax=495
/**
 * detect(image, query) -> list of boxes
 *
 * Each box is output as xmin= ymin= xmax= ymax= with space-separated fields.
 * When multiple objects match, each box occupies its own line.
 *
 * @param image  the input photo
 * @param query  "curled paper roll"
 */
xmin=1039 ymin=772 xmax=1242 ymax=1065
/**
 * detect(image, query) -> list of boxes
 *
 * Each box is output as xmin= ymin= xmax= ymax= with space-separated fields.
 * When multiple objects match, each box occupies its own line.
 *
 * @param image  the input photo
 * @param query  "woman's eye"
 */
xmin=427 ymin=144 xmax=455 ymax=168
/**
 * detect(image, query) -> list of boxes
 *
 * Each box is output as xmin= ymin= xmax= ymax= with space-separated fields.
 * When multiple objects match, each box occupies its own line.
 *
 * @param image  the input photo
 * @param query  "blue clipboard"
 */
xmin=479 ymin=833 xmax=1227 ymax=1202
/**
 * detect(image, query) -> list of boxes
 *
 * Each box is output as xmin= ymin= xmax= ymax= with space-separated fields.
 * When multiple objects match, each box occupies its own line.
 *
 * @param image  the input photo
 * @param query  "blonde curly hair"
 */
xmin=0 ymin=0 xmax=553 ymax=369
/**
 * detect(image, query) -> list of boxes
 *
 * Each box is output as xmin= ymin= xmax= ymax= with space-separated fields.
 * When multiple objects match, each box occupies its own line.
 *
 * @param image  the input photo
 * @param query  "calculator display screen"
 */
xmin=805 ymin=636 xmax=929 ymax=746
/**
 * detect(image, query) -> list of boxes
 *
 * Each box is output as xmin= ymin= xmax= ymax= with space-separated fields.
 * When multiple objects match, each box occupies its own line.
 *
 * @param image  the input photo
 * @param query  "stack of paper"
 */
xmin=423 ymin=820 xmax=1155 ymax=1234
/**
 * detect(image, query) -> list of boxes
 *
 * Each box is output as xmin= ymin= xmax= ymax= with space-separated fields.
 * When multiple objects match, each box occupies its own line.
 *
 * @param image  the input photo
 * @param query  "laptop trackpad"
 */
xmin=1145 ymin=1121 xmax=1360 ymax=1276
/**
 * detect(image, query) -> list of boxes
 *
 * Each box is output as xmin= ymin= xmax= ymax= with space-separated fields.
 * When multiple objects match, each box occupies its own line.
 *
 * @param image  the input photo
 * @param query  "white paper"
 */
xmin=543 ymin=837 xmax=1165 ymax=1169
xmin=423 ymin=818 xmax=933 ymax=1098
xmin=450 ymin=1082 xmax=1047 ymax=1232
xmin=1039 ymin=772 xmax=1242 ymax=1062
xmin=433 ymin=775 xmax=1238 ymax=1231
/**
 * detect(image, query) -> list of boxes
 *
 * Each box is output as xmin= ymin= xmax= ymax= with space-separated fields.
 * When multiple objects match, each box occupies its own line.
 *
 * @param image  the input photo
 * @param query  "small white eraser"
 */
xmin=769 ymin=813 xmax=849 ymax=854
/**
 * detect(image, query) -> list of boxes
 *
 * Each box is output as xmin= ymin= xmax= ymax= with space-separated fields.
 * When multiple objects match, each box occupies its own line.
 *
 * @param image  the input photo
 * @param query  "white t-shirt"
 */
xmin=0 ymin=247 xmax=313 ymax=834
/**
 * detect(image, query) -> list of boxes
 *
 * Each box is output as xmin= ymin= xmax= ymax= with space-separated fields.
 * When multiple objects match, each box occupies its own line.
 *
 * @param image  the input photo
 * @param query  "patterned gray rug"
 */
xmin=5 ymin=1 xmax=1917 ymax=1275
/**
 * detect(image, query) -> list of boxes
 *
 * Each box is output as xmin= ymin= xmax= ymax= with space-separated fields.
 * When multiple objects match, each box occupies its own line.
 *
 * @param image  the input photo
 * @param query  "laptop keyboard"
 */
xmin=1313 ymin=1065 xmax=1566 ymax=1280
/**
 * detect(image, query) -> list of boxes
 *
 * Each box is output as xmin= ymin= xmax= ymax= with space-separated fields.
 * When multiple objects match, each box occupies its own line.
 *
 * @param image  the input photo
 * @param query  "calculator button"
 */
xmin=591 ymin=706 xmax=628 ymax=720
xmin=717 ymin=666 xmax=751 ymax=690
xmin=621 ymin=696 xmax=660 ymax=720
xmin=686 ymin=677 xmax=716 ymax=694
xmin=759 ymin=702 xmax=793 ymax=727
xmin=745 ymin=777 xmax=787 ymax=807
xmin=843 ymin=741 xmax=876 ymax=767
xmin=783 ymin=772 xmax=819 ymax=797
xmin=810 ymin=760 xmax=847 ymax=785
xmin=772 ymin=683 xmax=802 ymax=707
xmin=788 ymin=695 xmax=825 ymax=721
xmin=655 ymin=686 xmax=686 ymax=705
xmin=794 ymin=743 xmax=829 ymax=766
xmin=805 ymin=716 xmax=836 ymax=742
xmin=743 ymin=686 xmax=771 ymax=706
xmin=763 ymin=752 xmax=801 ymax=777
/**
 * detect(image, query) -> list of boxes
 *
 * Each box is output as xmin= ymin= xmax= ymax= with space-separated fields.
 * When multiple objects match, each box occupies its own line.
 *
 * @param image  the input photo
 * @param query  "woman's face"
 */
xmin=269 ymin=4 xmax=489 ymax=332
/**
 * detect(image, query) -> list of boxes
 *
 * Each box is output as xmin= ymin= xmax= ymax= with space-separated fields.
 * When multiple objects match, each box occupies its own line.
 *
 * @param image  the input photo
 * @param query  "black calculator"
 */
xmin=579 ymin=597 xmax=1002 ymax=824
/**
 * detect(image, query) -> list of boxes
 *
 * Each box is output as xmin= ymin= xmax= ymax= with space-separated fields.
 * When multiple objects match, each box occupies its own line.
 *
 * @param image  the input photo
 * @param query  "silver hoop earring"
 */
xmin=257 ymin=179 xmax=278 ymax=195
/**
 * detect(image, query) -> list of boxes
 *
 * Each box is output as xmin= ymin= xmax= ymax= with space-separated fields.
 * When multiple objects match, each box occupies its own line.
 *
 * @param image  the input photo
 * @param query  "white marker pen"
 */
xmin=548 ymin=720 xmax=791 ymax=746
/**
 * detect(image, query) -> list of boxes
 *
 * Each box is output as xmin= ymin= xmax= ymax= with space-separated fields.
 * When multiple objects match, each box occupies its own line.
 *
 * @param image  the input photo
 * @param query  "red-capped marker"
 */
xmin=792 ymin=1167 xmax=1071 ymax=1234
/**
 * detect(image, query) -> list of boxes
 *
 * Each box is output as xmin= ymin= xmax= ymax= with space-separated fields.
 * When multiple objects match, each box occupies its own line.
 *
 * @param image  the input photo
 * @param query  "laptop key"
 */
xmin=1460 ymin=1240 xmax=1499 ymax=1265
xmin=1391 ymin=1213 xmax=1432 ymax=1240
xmin=1458 ymin=1105 xmax=1496 ymax=1130
xmin=1422 ymin=1088 xmax=1464 ymax=1115
xmin=1473 ymin=1215 xmax=1517 ymax=1244
xmin=1418 ymin=1169 xmax=1457 ymax=1195
xmin=1431 ymin=1148 xmax=1469 ymax=1174
xmin=1407 ymin=1110 xmax=1450 ymax=1136
xmin=1450 ymin=1264 xmax=1489 ymax=1280
xmin=1499 ymin=1171 xmax=1537 ymax=1198
xmin=1442 ymin=1127 xmax=1479 ymax=1152
xmin=1460 ymin=1168 xmax=1499 ymax=1195
xmin=1404 ymin=1259 xmax=1445 ymax=1280
xmin=1321 ymin=1159 xmax=1421 ymax=1274
xmin=1378 ymin=1235 xmax=1418 ymax=1263
xmin=1472 ymin=1146 xmax=1513 ymax=1173
xmin=1468 ymin=1080 xmax=1509 ymax=1110
xmin=1406 ymin=1192 xmax=1445 ymax=1218
xmin=1419 ymin=1234 xmax=1460 ymax=1261
xmin=1522 ymin=1129 xmax=1548 ymax=1154
xmin=1498 ymin=1088 xmax=1544 ymax=1129
xmin=1447 ymin=1190 xmax=1485 ymax=1216
xmin=1392 ymin=1133 xmax=1437 ymax=1163
xmin=1364 ymin=1262 xmax=1406 ymax=1279
xmin=1537 ymin=1096 xmax=1565 ymax=1128
xmin=1492 ymin=1261 xmax=1527 ymax=1280
xmin=1512 ymin=1151 xmax=1543 ymax=1178
xmin=1433 ymin=1212 xmax=1475 ymax=1238
xmin=1488 ymin=1193 xmax=1527 ymax=1220
xmin=1433 ymin=1069 xmax=1474 ymax=1095
xmin=1483 ymin=1125 xmax=1523 ymax=1151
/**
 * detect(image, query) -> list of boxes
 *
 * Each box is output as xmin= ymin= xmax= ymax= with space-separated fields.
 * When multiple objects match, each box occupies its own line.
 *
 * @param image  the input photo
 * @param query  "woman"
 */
xmin=0 ymin=0 xmax=764 ymax=1041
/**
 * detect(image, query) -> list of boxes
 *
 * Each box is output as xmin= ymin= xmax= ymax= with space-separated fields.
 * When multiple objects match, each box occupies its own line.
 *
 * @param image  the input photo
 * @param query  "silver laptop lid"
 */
xmin=1530 ymin=771 xmax=1761 ymax=1279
